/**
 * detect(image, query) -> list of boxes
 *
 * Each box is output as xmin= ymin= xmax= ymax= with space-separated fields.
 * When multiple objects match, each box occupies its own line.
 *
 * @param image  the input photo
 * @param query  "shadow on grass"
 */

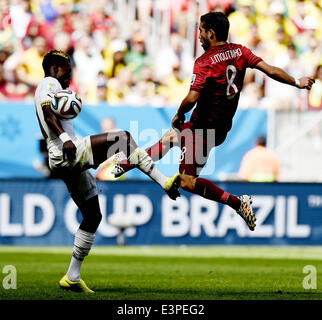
xmin=91 ymin=286 xmax=322 ymax=300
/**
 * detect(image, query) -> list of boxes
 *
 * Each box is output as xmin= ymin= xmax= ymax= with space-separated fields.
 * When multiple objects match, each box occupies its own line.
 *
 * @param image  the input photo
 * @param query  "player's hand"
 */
xmin=172 ymin=113 xmax=185 ymax=130
xmin=298 ymin=77 xmax=315 ymax=90
xmin=62 ymin=140 xmax=77 ymax=162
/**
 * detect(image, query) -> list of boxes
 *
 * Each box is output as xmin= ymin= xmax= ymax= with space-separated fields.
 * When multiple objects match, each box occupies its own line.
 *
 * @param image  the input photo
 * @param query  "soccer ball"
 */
xmin=50 ymin=90 xmax=82 ymax=119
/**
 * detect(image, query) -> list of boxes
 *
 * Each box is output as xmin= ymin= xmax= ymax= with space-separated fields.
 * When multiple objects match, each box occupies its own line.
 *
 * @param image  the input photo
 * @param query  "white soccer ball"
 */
xmin=50 ymin=90 xmax=82 ymax=119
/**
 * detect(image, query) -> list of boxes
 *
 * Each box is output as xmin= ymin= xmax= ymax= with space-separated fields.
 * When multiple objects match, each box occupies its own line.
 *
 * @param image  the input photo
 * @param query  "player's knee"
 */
xmin=79 ymin=196 xmax=102 ymax=232
xmin=93 ymin=210 xmax=102 ymax=226
xmin=81 ymin=209 xmax=102 ymax=233
xmin=180 ymin=174 xmax=196 ymax=191
xmin=89 ymin=208 xmax=102 ymax=230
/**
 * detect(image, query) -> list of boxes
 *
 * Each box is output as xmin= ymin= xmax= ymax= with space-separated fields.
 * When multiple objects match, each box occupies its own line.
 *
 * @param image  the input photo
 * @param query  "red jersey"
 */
xmin=190 ymin=43 xmax=262 ymax=131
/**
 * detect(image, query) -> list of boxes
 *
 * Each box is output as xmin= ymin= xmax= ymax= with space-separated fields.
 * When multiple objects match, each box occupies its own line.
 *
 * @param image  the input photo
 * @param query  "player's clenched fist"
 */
xmin=172 ymin=113 xmax=185 ymax=130
xmin=63 ymin=140 xmax=77 ymax=162
xmin=298 ymin=77 xmax=315 ymax=90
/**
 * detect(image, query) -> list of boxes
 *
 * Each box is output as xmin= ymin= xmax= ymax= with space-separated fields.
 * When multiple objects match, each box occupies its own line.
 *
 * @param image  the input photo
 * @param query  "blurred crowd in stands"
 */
xmin=0 ymin=0 xmax=321 ymax=109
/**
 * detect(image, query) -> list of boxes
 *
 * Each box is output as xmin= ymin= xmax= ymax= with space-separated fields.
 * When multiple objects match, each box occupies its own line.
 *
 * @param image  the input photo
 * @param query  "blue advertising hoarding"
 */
xmin=0 ymin=180 xmax=321 ymax=246
xmin=0 ymin=102 xmax=267 ymax=180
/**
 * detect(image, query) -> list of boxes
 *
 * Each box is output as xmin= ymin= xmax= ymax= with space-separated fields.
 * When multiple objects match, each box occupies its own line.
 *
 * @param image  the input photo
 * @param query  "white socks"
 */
xmin=66 ymin=256 xmax=82 ymax=282
xmin=149 ymin=166 xmax=166 ymax=189
xmin=66 ymin=228 xmax=95 ymax=282
xmin=128 ymin=148 xmax=167 ymax=188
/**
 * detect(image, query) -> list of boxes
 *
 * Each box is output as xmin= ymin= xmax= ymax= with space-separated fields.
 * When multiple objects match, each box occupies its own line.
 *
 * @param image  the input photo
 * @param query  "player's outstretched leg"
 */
xmin=128 ymin=147 xmax=181 ymax=200
xmin=180 ymin=174 xmax=256 ymax=231
xmin=90 ymin=131 xmax=180 ymax=200
xmin=112 ymin=129 xmax=179 ymax=178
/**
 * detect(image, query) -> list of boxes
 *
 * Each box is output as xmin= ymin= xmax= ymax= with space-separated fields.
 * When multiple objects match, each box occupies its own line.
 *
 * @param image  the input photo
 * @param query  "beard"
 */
xmin=201 ymin=39 xmax=210 ymax=51
xmin=62 ymin=82 xmax=69 ymax=89
xmin=60 ymin=78 xmax=70 ymax=89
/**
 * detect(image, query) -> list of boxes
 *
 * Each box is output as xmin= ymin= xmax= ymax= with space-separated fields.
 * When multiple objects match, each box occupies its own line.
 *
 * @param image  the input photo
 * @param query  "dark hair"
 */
xmin=42 ymin=50 xmax=71 ymax=75
xmin=200 ymin=12 xmax=230 ymax=42
xmin=256 ymin=136 xmax=266 ymax=147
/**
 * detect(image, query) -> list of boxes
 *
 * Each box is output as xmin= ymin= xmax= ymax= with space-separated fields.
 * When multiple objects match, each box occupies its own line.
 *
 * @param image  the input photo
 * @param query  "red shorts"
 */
xmin=178 ymin=122 xmax=227 ymax=177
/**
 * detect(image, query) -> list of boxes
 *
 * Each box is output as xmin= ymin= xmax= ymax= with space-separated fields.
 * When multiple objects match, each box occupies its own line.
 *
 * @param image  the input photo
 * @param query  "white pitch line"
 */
xmin=0 ymin=246 xmax=321 ymax=260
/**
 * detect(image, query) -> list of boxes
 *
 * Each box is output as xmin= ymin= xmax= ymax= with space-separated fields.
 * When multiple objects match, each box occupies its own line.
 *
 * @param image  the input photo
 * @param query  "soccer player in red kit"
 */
xmin=113 ymin=12 xmax=315 ymax=231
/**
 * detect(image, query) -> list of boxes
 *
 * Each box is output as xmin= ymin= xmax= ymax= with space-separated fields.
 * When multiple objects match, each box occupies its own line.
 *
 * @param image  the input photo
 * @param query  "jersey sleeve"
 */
xmin=39 ymin=78 xmax=61 ymax=108
xmin=242 ymin=46 xmax=262 ymax=68
xmin=190 ymin=58 xmax=209 ymax=92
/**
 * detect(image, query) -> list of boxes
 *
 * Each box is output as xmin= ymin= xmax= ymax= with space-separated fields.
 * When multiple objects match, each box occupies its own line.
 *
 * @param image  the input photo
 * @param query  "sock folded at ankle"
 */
xmin=66 ymin=228 xmax=95 ymax=282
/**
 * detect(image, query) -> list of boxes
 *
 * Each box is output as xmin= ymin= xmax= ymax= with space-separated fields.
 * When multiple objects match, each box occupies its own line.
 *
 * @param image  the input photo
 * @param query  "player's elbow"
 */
xmin=256 ymin=61 xmax=280 ymax=78
xmin=263 ymin=65 xmax=285 ymax=79
xmin=185 ymin=90 xmax=200 ymax=105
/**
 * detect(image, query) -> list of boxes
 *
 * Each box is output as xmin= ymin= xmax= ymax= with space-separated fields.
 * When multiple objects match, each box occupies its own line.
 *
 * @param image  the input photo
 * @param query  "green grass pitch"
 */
xmin=0 ymin=246 xmax=321 ymax=300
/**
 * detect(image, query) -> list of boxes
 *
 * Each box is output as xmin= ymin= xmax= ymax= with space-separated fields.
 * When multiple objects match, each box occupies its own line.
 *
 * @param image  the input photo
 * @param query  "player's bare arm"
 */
xmin=172 ymin=90 xmax=200 ymax=130
xmin=42 ymin=104 xmax=76 ymax=162
xmin=255 ymin=60 xmax=315 ymax=90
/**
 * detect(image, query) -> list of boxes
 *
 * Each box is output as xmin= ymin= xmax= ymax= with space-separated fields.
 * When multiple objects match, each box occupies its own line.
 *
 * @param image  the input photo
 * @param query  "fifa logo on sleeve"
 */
xmin=191 ymin=74 xmax=196 ymax=84
xmin=48 ymin=83 xmax=55 ymax=93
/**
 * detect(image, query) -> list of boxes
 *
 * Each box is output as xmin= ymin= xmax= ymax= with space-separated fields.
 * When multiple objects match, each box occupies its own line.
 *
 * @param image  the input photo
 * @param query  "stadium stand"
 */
xmin=0 ymin=0 xmax=321 ymax=181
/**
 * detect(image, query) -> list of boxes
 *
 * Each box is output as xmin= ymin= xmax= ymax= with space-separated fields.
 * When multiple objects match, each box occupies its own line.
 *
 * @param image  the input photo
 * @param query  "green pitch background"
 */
xmin=0 ymin=246 xmax=321 ymax=300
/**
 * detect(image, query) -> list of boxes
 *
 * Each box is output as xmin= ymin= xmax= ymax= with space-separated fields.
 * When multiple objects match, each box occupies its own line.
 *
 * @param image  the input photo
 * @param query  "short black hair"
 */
xmin=42 ymin=50 xmax=71 ymax=75
xmin=256 ymin=136 xmax=266 ymax=147
xmin=200 ymin=12 xmax=230 ymax=42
